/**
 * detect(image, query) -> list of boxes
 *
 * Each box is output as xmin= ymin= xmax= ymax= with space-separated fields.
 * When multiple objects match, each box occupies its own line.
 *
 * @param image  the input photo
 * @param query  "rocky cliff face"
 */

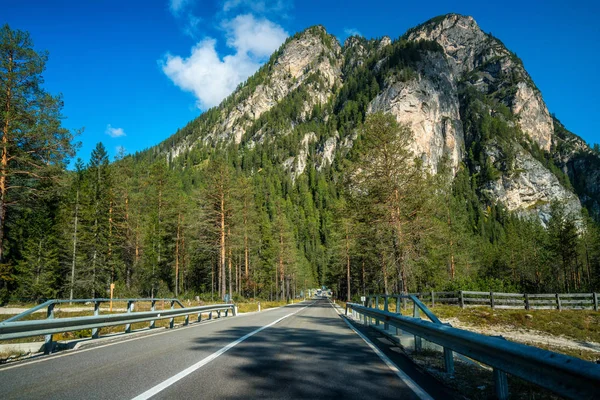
xmin=401 ymin=14 xmax=585 ymax=220
xmin=406 ymin=14 xmax=554 ymax=152
xmin=160 ymin=14 xmax=598 ymax=222
xmin=215 ymin=27 xmax=341 ymax=144
xmin=483 ymin=144 xmax=581 ymax=223
xmin=368 ymin=50 xmax=464 ymax=173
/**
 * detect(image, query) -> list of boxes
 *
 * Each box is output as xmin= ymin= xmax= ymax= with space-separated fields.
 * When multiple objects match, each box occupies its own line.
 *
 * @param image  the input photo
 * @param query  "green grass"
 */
xmin=236 ymin=301 xmax=288 ymax=313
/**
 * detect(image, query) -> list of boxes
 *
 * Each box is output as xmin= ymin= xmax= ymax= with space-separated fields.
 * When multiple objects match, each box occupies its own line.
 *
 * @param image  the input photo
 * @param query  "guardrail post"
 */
xmin=125 ymin=301 xmax=133 ymax=333
xmin=197 ymin=311 xmax=202 ymax=323
xmin=92 ymin=301 xmax=100 ymax=339
xmin=209 ymin=311 xmax=213 ymax=320
xmin=184 ymin=313 xmax=189 ymax=326
xmin=413 ymin=302 xmax=422 ymax=352
xmin=169 ymin=300 xmax=175 ymax=329
xmin=594 ymin=293 xmax=598 ymax=312
xmin=443 ymin=347 xmax=454 ymax=375
xmin=556 ymin=293 xmax=562 ymax=311
xmin=384 ymin=296 xmax=389 ymax=330
xmin=44 ymin=303 xmax=55 ymax=355
xmin=459 ymin=291 xmax=464 ymax=308
xmin=490 ymin=291 xmax=495 ymax=309
xmin=233 ymin=305 xmax=237 ymax=316
xmin=150 ymin=300 xmax=156 ymax=329
xmin=525 ymin=294 xmax=530 ymax=311
xmin=493 ymin=368 xmax=509 ymax=400
xmin=375 ymin=296 xmax=380 ymax=326
xmin=395 ymin=296 xmax=401 ymax=335
xmin=431 ymin=291 xmax=435 ymax=307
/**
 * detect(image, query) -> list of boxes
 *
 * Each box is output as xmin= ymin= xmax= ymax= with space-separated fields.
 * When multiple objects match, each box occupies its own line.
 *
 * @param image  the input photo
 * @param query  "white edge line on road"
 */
xmin=131 ymin=302 xmax=314 ymax=400
xmin=0 ymin=301 xmax=311 ymax=372
xmin=329 ymin=301 xmax=433 ymax=400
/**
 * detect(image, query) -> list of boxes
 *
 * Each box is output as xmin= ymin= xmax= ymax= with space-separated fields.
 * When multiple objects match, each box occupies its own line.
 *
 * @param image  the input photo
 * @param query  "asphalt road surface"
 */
xmin=0 ymin=299 xmax=448 ymax=399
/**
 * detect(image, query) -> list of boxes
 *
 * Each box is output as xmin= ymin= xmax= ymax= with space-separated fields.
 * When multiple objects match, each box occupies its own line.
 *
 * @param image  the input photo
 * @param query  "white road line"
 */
xmin=329 ymin=301 xmax=433 ymax=400
xmin=0 ymin=301 xmax=310 ymax=372
xmin=131 ymin=302 xmax=313 ymax=400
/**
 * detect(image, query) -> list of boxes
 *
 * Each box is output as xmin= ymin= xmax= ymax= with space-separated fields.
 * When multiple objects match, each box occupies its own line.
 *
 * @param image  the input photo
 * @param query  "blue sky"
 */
xmin=3 ymin=0 xmax=599 ymax=163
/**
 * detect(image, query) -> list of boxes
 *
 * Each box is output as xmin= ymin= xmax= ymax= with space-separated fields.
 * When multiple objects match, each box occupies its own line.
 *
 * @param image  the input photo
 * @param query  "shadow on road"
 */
xmin=186 ymin=300 xmax=421 ymax=399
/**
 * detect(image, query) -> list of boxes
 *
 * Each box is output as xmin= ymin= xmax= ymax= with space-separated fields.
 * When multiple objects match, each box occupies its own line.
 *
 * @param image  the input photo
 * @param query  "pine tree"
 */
xmin=547 ymin=202 xmax=579 ymax=292
xmin=68 ymin=159 xmax=84 ymax=300
xmin=200 ymin=158 xmax=235 ymax=300
xmin=81 ymin=143 xmax=111 ymax=298
xmin=347 ymin=112 xmax=425 ymax=293
xmin=0 ymin=25 xmax=74 ymax=300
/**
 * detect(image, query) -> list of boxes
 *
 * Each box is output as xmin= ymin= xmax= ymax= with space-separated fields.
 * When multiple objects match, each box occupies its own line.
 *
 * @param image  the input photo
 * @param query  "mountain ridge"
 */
xmin=146 ymin=13 xmax=599 ymax=222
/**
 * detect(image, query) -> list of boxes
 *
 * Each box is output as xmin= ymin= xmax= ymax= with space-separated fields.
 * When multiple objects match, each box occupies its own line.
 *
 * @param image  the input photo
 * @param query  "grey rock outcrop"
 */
xmin=407 ymin=14 xmax=553 ymax=151
xmin=368 ymin=50 xmax=464 ymax=173
xmin=483 ymin=144 xmax=581 ymax=224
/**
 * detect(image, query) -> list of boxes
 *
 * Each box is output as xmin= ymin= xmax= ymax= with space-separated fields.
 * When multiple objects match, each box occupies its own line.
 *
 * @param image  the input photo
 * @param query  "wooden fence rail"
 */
xmin=367 ymin=291 xmax=599 ymax=311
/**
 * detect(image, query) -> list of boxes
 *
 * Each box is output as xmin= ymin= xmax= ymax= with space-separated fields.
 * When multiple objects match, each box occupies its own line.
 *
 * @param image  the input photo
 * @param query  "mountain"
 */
xmin=151 ymin=14 xmax=598 ymax=224
xmin=8 ymin=14 xmax=600 ymax=304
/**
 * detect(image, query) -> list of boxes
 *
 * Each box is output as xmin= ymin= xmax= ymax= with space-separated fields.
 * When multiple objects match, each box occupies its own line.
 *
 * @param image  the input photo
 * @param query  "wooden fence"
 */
xmin=401 ymin=291 xmax=600 ymax=311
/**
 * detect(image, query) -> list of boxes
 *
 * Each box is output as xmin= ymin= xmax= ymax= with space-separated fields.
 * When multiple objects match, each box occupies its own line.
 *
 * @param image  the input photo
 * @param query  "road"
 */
xmin=0 ymin=299 xmax=445 ymax=399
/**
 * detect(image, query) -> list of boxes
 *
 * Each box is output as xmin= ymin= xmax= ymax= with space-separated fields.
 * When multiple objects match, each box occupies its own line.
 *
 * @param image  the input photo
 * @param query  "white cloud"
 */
xmin=223 ymin=14 xmax=287 ymax=58
xmin=105 ymin=124 xmax=126 ymax=138
xmin=161 ymin=14 xmax=287 ymax=109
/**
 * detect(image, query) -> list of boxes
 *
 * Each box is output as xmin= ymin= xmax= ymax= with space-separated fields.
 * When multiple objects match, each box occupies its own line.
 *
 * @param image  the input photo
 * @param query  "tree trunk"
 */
xmin=362 ymin=259 xmax=366 ymax=295
xmin=244 ymin=202 xmax=249 ymax=280
xmin=131 ymin=221 xmax=139 ymax=290
xmin=0 ymin=52 xmax=12 ymax=264
xmin=36 ymin=239 xmax=42 ymax=284
xmin=228 ymin=228 xmax=232 ymax=299
xmin=175 ymin=212 xmax=181 ymax=297
xmin=181 ymin=230 xmax=186 ymax=294
xmin=345 ymin=225 xmax=351 ymax=302
xmin=220 ymin=189 xmax=226 ymax=299
xmin=155 ymin=185 xmax=162 ymax=299
xmin=108 ymin=201 xmax=113 ymax=282
xmin=279 ymin=229 xmax=284 ymax=301
xmin=70 ymin=188 xmax=79 ymax=300
xmin=381 ymin=251 xmax=389 ymax=295
xmin=235 ymin=255 xmax=239 ymax=294
xmin=393 ymin=190 xmax=406 ymax=294
xmin=446 ymin=202 xmax=455 ymax=279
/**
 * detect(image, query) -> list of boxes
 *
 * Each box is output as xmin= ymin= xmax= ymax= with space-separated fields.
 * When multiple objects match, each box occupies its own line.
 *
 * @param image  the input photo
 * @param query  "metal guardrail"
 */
xmin=373 ymin=291 xmax=600 ymax=310
xmin=0 ymin=298 xmax=235 ymax=354
xmin=346 ymin=296 xmax=600 ymax=400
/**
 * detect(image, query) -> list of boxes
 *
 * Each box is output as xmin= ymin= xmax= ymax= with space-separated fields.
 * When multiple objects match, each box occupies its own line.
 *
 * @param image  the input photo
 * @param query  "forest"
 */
xmin=1 ymin=24 xmax=599 ymax=306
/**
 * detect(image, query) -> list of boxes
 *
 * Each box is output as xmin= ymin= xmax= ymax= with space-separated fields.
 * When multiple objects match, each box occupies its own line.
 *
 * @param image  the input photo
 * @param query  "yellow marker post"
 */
xmin=109 ymin=283 xmax=115 ymax=312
